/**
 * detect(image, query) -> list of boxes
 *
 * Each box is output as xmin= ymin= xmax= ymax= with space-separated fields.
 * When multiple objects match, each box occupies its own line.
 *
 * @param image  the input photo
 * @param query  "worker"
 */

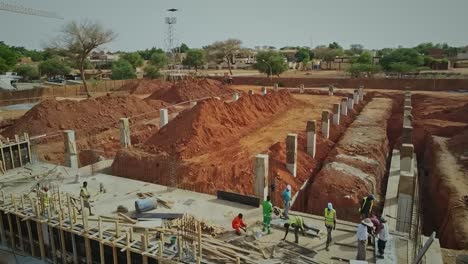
xmin=282 ymin=185 xmax=292 ymax=219
xmin=262 ymin=196 xmax=273 ymax=234
xmin=356 ymin=218 xmax=373 ymax=261
xmin=377 ymin=217 xmax=389 ymax=259
xmin=232 ymin=213 xmax=247 ymax=235
xmin=324 ymin=202 xmax=336 ymax=251
xmin=79 ymin=181 xmax=93 ymax=216
xmin=282 ymin=215 xmax=320 ymax=244
xmin=40 ymin=186 xmax=50 ymax=215
xmin=359 ymin=194 xmax=375 ymax=218
xmin=369 ymin=214 xmax=381 ymax=246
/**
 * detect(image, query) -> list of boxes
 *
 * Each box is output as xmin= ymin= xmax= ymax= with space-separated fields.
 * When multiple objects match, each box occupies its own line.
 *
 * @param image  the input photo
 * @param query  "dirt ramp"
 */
xmin=147 ymin=78 xmax=235 ymax=103
xmin=144 ymin=90 xmax=296 ymax=159
xmin=304 ymin=98 xmax=393 ymax=222
xmin=2 ymin=95 xmax=167 ymax=138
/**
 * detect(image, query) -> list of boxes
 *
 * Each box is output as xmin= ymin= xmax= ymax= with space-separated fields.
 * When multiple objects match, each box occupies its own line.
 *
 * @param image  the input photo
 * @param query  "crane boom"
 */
xmin=0 ymin=1 xmax=63 ymax=20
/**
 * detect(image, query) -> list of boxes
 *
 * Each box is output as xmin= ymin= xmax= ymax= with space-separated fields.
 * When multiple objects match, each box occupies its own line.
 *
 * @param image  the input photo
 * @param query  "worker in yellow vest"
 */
xmin=41 ymin=186 xmax=50 ymax=215
xmin=282 ymin=215 xmax=320 ymax=243
xmin=359 ymin=194 xmax=375 ymax=219
xmin=324 ymin=202 xmax=337 ymax=251
xmin=79 ymin=181 xmax=93 ymax=216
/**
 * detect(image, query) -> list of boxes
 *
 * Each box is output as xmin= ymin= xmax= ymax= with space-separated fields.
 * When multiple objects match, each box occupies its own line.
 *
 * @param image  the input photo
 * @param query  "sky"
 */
xmin=1 ymin=0 xmax=467 ymax=52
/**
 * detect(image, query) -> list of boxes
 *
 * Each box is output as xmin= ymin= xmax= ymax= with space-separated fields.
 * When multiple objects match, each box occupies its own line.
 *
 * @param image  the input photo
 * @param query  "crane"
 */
xmin=0 ymin=1 xmax=63 ymax=20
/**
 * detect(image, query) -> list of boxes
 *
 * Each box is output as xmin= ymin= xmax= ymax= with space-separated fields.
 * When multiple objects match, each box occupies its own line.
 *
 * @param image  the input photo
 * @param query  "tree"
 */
xmin=0 ymin=43 xmax=18 ymax=70
xmin=111 ymin=59 xmax=135 ymax=80
xmin=144 ymin=65 xmax=161 ymax=79
xmin=39 ymin=58 xmax=71 ymax=77
xmin=150 ymin=52 xmax=169 ymax=69
xmin=182 ymin=49 xmax=206 ymax=71
xmin=349 ymin=44 xmax=364 ymax=55
xmin=328 ymin=42 xmax=342 ymax=50
xmin=379 ymin=48 xmax=423 ymax=72
xmin=120 ymin=52 xmax=143 ymax=69
xmin=0 ymin=58 xmax=9 ymax=73
xmin=353 ymin=51 xmax=373 ymax=64
xmin=254 ymin=50 xmax=288 ymax=78
xmin=205 ymin=39 xmax=242 ymax=75
xmin=314 ymin=47 xmax=344 ymax=69
xmin=14 ymin=64 xmax=39 ymax=81
xmin=294 ymin=48 xmax=310 ymax=70
xmin=389 ymin=62 xmax=416 ymax=77
xmin=179 ymin=43 xmax=189 ymax=53
xmin=52 ymin=20 xmax=116 ymax=97
xmin=347 ymin=63 xmax=381 ymax=78
xmin=137 ymin=47 xmax=165 ymax=60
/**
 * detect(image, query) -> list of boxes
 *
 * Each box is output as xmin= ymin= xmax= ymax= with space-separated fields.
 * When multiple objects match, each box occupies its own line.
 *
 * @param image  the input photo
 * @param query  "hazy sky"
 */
xmin=1 ymin=0 xmax=467 ymax=51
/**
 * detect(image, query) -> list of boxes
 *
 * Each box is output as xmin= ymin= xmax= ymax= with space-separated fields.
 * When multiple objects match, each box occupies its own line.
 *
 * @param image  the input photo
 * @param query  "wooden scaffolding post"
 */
xmin=26 ymin=218 xmax=35 ymax=257
xmin=112 ymin=245 xmax=118 ymax=264
xmin=141 ymin=233 xmax=148 ymax=264
xmin=58 ymin=212 xmax=66 ymax=264
xmin=198 ymin=222 xmax=202 ymax=262
xmin=99 ymin=217 xmax=106 ymax=264
xmin=115 ymin=220 xmax=120 ymax=238
xmin=177 ymin=234 xmax=182 ymax=260
xmin=126 ymin=231 xmax=131 ymax=264
xmin=15 ymin=214 xmax=24 ymax=251
xmin=6 ymin=211 xmax=15 ymax=250
xmin=34 ymin=203 xmax=46 ymax=260
xmin=67 ymin=194 xmax=73 ymax=230
xmin=47 ymin=206 xmax=57 ymax=264
xmin=0 ymin=210 xmax=6 ymax=247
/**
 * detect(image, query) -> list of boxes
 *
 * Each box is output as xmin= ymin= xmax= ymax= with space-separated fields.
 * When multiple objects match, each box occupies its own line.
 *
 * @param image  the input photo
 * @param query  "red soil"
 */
xmin=2 ymin=95 xmax=167 ymax=139
xmin=119 ymin=79 xmax=172 ymax=95
xmin=147 ymin=78 xmax=236 ymax=103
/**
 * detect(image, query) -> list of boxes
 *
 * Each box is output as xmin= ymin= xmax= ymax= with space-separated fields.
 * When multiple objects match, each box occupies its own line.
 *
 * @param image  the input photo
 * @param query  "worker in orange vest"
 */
xmin=232 ymin=213 xmax=247 ymax=235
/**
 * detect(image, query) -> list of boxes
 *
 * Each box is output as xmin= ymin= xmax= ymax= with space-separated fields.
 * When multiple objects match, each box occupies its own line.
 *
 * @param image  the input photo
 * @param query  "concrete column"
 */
xmin=353 ymin=89 xmax=360 ymax=104
xmin=402 ymin=125 xmax=413 ymax=144
xmin=286 ymin=134 xmax=298 ymax=177
xmin=261 ymin=87 xmax=267 ymax=95
xmin=248 ymin=90 xmax=254 ymax=95
xmin=63 ymin=130 xmax=78 ymax=169
xmin=274 ymin=83 xmax=279 ymax=91
xmin=299 ymin=84 xmax=305 ymax=94
xmin=358 ymin=86 xmax=364 ymax=101
xmin=254 ymin=154 xmax=269 ymax=200
xmin=341 ymin=97 xmax=348 ymax=116
xmin=404 ymin=98 xmax=411 ymax=107
xmin=403 ymin=106 xmax=412 ymax=116
xmin=321 ymin=111 xmax=330 ymax=139
xmin=119 ymin=118 xmax=131 ymax=148
xmin=348 ymin=97 xmax=354 ymax=110
xmin=306 ymin=121 xmax=316 ymax=158
xmin=232 ymin=93 xmax=239 ymax=101
xmin=403 ymin=114 xmax=412 ymax=127
xmin=159 ymin=108 xmax=168 ymax=128
xmin=400 ymin=143 xmax=414 ymax=175
xmin=328 ymin=85 xmax=334 ymax=96
xmin=332 ymin=103 xmax=340 ymax=125
xmin=404 ymin=91 xmax=411 ymax=99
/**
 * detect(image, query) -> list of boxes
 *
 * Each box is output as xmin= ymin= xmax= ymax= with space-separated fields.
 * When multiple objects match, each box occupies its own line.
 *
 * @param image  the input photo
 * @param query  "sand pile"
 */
xmin=2 ymin=95 xmax=167 ymax=138
xmin=119 ymin=79 xmax=172 ymax=95
xmin=148 ymin=78 xmax=235 ymax=103
xmin=144 ymin=90 xmax=296 ymax=158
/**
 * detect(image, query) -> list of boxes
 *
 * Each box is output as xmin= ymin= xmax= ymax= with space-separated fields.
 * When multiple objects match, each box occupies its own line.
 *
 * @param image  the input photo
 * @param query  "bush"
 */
xmin=39 ymin=58 xmax=71 ymax=77
xmin=14 ymin=64 xmax=39 ymax=80
xmin=111 ymin=59 xmax=136 ymax=80
xmin=144 ymin=65 xmax=162 ymax=79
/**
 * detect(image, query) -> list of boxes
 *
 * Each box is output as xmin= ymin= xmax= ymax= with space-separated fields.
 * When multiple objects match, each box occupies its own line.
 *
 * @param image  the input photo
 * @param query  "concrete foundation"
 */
xmin=159 ymin=108 xmax=168 ymax=128
xmin=300 ymin=84 xmax=304 ymax=94
xmin=306 ymin=121 xmax=317 ymax=158
xmin=341 ymin=97 xmax=348 ymax=116
xmin=261 ymin=87 xmax=267 ymax=95
xmin=273 ymin=83 xmax=279 ymax=91
xmin=332 ymin=103 xmax=340 ymax=125
xmin=63 ymin=130 xmax=78 ymax=169
xmin=402 ymin=126 xmax=413 ymax=144
xmin=400 ymin=143 xmax=414 ymax=174
xmin=403 ymin=106 xmax=412 ymax=116
xmin=119 ymin=118 xmax=131 ymax=148
xmin=321 ymin=111 xmax=330 ymax=139
xmin=358 ymin=86 xmax=364 ymax=101
xmin=248 ymin=90 xmax=254 ymax=95
xmin=232 ymin=93 xmax=239 ymax=101
xmin=403 ymin=114 xmax=412 ymax=127
xmin=328 ymin=85 xmax=334 ymax=96
xmin=286 ymin=134 xmax=298 ymax=177
xmin=404 ymin=98 xmax=411 ymax=107
xmin=348 ymin=97 xmax=354 ymax=110
xmin=353 ymin=89 xmax=360 ymax=104
xmin=254 ymin=154 xmax=269 ymax=200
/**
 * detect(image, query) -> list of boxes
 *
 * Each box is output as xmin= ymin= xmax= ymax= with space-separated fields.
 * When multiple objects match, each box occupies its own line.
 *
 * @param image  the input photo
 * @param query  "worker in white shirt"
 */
xmin=356 ymin=218 xmax=373 ymax=261
xmin=377 ymin=217 xmax=389 ymax=259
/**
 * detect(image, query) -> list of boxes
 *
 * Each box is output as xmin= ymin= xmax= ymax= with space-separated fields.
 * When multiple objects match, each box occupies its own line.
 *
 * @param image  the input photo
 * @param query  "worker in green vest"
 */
xmin=262 ymin=196 xmax=273 ymax=234
xmin=324 ymin=202 xmax=337 ymax=251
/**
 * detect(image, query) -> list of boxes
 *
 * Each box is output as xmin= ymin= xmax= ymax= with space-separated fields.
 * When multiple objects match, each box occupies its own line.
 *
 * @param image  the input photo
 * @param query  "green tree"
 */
xmin=379 ymin=48 xmax=423 ymax=72
xmin=389 ymin=62 xmax=416 ymax=77
xmin=294 ymin=48 xmax=310 ymax=70
xmin=137 ymin=47 xmax=165 ymax=60
xmin=347 ymin=63 xmax=381 ymax=78
xmin=0 ymin=58 xmax=9 ymax=73
xmin=353 ymin=51 xmax=373 ymax=64
xmin=328 ymin=42 xmax=342 ymax=50
xmin=182 ymin=49 xmax=206 ymax=71
xmin=179 ymin=43 xmax=189 ymax=53
xmin=254 ymin=50 xmax=288 ymax=78
xmin=39 ymin=58 xmax=71 ymax=77
xmin=205 ymin=39 xmax=242 ymax=75
xmin=14 ymin=64 xmax=39 ymax=81
xmin=0 ymin=44 xmax=18 ymax=70
xmin=144 ymin=65 xmax=161 ymax=79
xmin=315 ymin=47 xmax=344 ymax=69
xmin=111 ymin=59 xmax=135 ymax=80
xmin=120 ymin=52 xmax=144 ymax=69
xmin=150 ymin=52 xmax=169 ymax=69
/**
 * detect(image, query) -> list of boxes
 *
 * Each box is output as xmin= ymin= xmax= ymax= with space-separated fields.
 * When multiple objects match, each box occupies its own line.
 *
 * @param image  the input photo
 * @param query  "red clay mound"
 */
xmin=144 ymin=90 xmax=296 ymax=159
xmin=119 ymin=79 xmax=172 ymax=95
xmin=2 ymin=95 xmax=167 ymax=138
xmin=147 ymin=78 xmax=235 ymax=103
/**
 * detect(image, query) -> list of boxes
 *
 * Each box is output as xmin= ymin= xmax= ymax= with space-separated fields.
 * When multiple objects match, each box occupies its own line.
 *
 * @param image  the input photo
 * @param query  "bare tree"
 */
xmin=205 ymin=39 xmax=242 ymax=75
xmin=52 ymin=20 xmax=116 ymax=97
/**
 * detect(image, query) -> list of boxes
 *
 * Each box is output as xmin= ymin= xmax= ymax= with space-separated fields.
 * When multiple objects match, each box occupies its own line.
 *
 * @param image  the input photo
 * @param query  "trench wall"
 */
xmin=210 ymin=76 xmax=468 ymax=91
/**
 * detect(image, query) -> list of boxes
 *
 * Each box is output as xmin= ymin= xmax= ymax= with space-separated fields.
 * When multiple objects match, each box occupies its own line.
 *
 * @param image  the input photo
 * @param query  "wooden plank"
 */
xmin=26 ymin=219 xmax=35 ymax=257
xmin=141 ymin=233 xmax=148 ymax=264
xmin=71 ymin=234 xmax=78 ymax=264
xmin=0 ymin=211 xmax=6 ymax=247
xmin=58 ymin=214 xmax=66 ymax=264
xmin=112 ymin=246 xmax=118 ymax=264
xmin=85 ymin=236 xmax=92 ymax=264
xmin=7 ymin=213 xmax=15 ymax=249
xmin=34 ymin=203 xmax=46 ymax=260
xmin=15 ymin=215 xmax=24 ymax=251
xmin=126 ymin=232 xmax=131 ymax=264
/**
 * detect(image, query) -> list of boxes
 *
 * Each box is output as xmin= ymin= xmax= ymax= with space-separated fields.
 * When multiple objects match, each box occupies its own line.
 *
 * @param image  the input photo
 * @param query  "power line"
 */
xmin=0 ymin=1 xmax=63 ymax=20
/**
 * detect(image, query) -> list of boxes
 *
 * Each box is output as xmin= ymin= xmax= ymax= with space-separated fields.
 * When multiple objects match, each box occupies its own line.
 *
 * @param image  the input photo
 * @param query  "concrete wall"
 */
xmin=0 ymin=80 xmax=132 ymax=106
xmin=210 ymin=76 xmax=468 ymax=91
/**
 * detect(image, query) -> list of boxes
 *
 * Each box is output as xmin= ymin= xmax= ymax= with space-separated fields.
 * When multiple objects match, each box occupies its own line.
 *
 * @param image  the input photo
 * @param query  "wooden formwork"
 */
xmin=0 ymin=133 xmax=31 ymax=174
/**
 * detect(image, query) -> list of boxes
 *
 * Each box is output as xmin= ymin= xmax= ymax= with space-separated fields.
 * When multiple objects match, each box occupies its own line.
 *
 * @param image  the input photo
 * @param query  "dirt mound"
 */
xmin=144 ymin=90 xmax=296 ymax=159
xmin=147 ymin=78 xmax=235 ymax=103
xmin=119 ymin=79 xmax=172 ymax=95
xmin=2 ymin=95 xmax=167 ymax=138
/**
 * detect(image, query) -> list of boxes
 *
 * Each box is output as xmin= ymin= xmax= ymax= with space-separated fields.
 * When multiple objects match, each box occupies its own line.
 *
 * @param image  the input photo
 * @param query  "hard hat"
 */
xmin=286 ymin=185 xmax=291 ymax=191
